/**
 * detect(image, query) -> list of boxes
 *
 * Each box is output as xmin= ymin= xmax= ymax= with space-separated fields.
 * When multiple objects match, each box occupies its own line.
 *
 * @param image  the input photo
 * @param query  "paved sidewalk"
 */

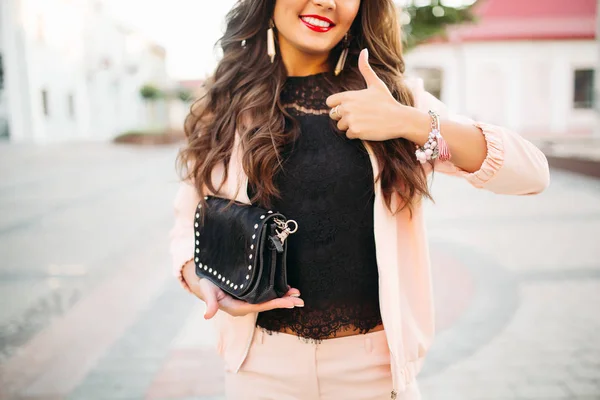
xmin=534 ymin=137 xmax=600 ymax=178
xmin=533 ymin=136 xmax=600 ymax=162
xmin=0 ymin=142 xmax=599 ymax=400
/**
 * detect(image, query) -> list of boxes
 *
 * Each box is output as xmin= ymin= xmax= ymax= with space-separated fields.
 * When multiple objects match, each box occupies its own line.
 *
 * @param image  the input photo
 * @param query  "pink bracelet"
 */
xmin=415 ymin=110 xmax=451 ymax=163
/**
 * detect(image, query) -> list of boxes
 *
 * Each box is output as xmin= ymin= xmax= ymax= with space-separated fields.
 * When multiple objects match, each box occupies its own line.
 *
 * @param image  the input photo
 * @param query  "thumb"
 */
xmin=202 ymin=286 xmax=220 ymax=320
xmin=358 ymin=48 xmax=386 ymax=89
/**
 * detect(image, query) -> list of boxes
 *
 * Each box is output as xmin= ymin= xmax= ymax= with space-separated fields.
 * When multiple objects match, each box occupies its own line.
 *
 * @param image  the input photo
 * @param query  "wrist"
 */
xmin=402 ymin=107 xmax=431 ymax=145
xmin=181 ymin=259 xmax=197 ymax=292
xmin=414 ymin=110 xmax=452 ymax=163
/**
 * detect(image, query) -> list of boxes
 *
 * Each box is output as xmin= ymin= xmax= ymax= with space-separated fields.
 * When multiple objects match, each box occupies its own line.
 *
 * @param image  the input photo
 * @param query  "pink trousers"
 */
xmin=224 ymin=327 xmax=420 ymax=400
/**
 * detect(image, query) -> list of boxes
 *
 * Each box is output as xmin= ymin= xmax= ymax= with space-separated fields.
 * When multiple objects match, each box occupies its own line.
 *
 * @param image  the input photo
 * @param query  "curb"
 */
xmin=546 ymin=155 xmax=600 ymax=178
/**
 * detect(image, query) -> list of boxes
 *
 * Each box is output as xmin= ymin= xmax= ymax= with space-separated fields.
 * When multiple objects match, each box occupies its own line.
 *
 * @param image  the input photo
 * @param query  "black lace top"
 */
xmin=250 ymin=72 xmax=382 ymax=341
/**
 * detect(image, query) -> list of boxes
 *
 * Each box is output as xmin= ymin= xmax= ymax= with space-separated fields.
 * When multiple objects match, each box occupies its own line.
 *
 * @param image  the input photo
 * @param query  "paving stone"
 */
xmin=565 ymin=380 xmax=600 ymax=397
xmin=2 ymin=145 xmax=600 ymax=399
xmin=512 ymin=383 xmax=571 ymax=398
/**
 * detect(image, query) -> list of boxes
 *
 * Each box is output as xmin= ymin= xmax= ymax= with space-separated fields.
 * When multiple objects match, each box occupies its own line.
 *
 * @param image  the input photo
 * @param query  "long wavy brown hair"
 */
xmin=178 ymin=0 xmax=431 ymax=215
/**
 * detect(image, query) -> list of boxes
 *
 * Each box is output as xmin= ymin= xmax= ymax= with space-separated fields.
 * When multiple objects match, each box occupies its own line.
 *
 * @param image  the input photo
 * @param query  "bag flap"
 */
xmin=194 ymin=196 xmax=283 ymax=296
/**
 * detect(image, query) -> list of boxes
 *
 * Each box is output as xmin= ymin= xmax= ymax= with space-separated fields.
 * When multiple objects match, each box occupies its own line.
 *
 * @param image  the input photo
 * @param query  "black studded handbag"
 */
xmin=193 ymin=195 xmax=298 ymax=304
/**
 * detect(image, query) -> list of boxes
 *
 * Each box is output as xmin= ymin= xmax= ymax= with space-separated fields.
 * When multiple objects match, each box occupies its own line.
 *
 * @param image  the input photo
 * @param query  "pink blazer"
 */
xmin=169 ymin=78 xmax=550 ymax=398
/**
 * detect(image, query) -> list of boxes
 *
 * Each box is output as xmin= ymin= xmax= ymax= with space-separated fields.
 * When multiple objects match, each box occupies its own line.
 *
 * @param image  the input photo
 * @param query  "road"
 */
xmin=0 ymin=142 xmax=598 ymax=400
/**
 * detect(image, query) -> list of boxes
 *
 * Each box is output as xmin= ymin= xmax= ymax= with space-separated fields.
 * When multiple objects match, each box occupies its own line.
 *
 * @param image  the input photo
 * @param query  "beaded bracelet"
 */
xmin=415 ymin=110 xmax=451 ymax=164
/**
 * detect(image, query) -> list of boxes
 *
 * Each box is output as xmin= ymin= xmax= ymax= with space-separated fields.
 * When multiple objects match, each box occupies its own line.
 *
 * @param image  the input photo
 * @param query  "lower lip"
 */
xmin=300 ymin=17 xmax=334 ymax=33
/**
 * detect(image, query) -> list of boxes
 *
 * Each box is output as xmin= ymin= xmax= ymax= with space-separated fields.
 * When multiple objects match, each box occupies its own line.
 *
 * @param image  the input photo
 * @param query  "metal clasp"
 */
xmin=273 ymin=218 xmax=298 ymax=244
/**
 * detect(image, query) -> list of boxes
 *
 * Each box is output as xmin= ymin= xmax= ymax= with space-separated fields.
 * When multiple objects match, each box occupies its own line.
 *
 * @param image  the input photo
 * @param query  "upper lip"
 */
xmin=300 ymin=14 xmax=336 ymax=26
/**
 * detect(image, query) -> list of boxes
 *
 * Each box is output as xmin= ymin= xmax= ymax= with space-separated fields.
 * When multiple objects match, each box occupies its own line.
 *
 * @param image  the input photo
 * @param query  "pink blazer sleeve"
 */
xmin=169 ymin=180 xmax=200 ymax=292
xmin=407 ymin=77 xmax=550 ymax=195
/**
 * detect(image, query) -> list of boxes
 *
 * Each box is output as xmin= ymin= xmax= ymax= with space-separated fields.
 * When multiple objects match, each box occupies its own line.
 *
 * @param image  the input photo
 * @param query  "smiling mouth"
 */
xmin=299 ymin=15 xmax=335 ymax=32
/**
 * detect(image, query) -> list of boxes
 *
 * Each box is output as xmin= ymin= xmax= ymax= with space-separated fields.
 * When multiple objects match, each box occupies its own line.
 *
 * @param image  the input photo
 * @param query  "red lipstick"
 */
xmin=299 ymin=14 xmax=335 ymax=33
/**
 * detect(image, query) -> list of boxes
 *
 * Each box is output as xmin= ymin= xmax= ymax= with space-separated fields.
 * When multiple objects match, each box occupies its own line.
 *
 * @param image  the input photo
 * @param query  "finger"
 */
xmin=284 ymin=287 xmax=301 ymax=297
xmin=358 ymin=48 xmax=386 ymax=90
xmin=329 ymin=104 xmax=343 ymax=121
xmin=254 ymin=296 xmax=304 ymax=313
xmin=201 ymin=282 xmax=220 ymax=319
xmin=326 ymin=91 xmax=355 ymax=108
xmin=337 ymin=117 xmax=349 ymax=132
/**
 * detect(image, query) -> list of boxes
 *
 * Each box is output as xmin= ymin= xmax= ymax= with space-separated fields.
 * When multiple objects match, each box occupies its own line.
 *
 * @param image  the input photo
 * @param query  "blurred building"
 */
xmin=168 ymin=79 xmax=205 ymax=132
xmin=405 ymin=0 xmax=597 ymax=138
xmin=0 ymin=0 xmax=170 ymax=143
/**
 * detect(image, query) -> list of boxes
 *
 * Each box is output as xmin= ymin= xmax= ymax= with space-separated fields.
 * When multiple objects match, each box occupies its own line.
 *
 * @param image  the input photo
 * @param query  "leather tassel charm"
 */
xmin=267 ymin=20 xmax=276 ymax=63
xmin=334 ymin=34 xmax=349 ymax=76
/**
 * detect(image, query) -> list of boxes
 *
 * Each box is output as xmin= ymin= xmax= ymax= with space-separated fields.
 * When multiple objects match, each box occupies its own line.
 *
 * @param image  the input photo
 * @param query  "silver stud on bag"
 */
xmin=218 ymin=274 xmax=221 ymax=279
xmin=196 ymin=240 xmax=199 ymax=245
xmin=268 ymin=210 xmax=273 ymax=214
xmin=234 ymin=285 xmax=238 ymax=290
xmin=196 ymin=248 xmax=199 ymax=253
xmin=241 ymin=284 xmax=244 ymax=289
xmin=226 ymin=280 xmax=230 ymax=284
xmin=254 ymin=224 xmax=258 ymax=229
xmin=195 ymin=258 xmax=199 ymax=262
xmin=249 ymin=254 xmax=253 ymax=259
xmin=252 ymin=234 xmax=256 ymax=240
xmin=230 ymin=282 xmax=234 ymax=287
xmin=195 ymin=213 xmax=199 ymax=218
xmin=248 ymin=265 xmax=252 ymax=270
xmin=246 ymin=275 xmax=250 ymax=280
xmin=196 ymin=231 xmax=199 ymax=236
xmin=208 ymin=268 xmax=212 ymax=273
xmin=260 ymin=215 xmax=265 ymax=219
xmin=250 ymin=244 xmax=254 ymax=250
xmin=222 ymin=277 xmax=226 ymax=282
xmin=213 ymin=270 xmax=217 ymax=276
xmin=204 ymin=266 xmax=207 ymax=270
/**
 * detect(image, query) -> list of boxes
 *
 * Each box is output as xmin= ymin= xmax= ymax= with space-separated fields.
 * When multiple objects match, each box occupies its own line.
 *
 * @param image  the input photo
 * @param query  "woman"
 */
xmin=170 ymin=0 xmax=550 ymax=399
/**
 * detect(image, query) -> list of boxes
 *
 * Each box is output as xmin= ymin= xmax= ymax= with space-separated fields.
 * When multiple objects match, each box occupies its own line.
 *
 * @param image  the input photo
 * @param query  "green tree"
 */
xmin=139 ymin=84 xmax=163 ymax=101
xmin=139 ymin=84 xmax=164 ymax=129
xmin=402 ymin=1 xmax=476 ymax=50
xmin=176 ymin=88 xmax=193 ymax=103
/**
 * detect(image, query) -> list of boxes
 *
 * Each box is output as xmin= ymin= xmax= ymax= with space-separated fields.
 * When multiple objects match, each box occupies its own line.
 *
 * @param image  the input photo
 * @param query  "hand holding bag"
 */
xmin=193 ymin=195 xmax=298 ymax=304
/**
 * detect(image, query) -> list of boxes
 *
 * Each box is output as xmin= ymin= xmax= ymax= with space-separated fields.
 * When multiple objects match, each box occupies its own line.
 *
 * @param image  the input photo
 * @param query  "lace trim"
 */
xmin=256 ymin=302 xmax=383 ymax=343
xmin=281 ymin=72 xmax=332 ymax=116
xmin=282 ymin=103 xmax=329 ymax=116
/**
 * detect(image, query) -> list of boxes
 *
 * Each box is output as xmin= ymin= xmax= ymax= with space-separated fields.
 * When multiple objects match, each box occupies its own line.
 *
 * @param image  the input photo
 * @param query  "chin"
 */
xmin=295 ymin=39 xmax=336 ymax=56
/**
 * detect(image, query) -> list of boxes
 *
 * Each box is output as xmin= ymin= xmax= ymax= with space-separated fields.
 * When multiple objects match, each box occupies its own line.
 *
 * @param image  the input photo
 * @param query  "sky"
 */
xmin=105 ymin=0 xmax=237 ymax=80
xmin=105 ymin=0 xmax=476 ymax=80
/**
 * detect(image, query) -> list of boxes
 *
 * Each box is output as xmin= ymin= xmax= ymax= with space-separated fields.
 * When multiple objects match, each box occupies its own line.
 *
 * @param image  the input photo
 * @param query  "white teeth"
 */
xmin=301 ymin=16 xmax=331 ymax=28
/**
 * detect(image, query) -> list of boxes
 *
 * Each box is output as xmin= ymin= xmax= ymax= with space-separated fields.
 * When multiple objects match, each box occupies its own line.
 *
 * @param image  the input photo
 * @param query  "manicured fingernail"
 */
xmin=290 ymin=293 xmax=300 ymax=297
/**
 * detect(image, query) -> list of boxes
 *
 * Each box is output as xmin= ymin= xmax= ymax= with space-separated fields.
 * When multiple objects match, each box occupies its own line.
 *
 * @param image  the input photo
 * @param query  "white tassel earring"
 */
xmin=334 ymin=33 xmax=349 ymax=76
xmin=267 ymin=19 xmax=276 ymax=63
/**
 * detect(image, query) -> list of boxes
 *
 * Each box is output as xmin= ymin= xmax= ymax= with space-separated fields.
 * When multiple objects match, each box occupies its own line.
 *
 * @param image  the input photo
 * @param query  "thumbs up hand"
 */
xmin=326 ymin=48 xmax=416 ymax=141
